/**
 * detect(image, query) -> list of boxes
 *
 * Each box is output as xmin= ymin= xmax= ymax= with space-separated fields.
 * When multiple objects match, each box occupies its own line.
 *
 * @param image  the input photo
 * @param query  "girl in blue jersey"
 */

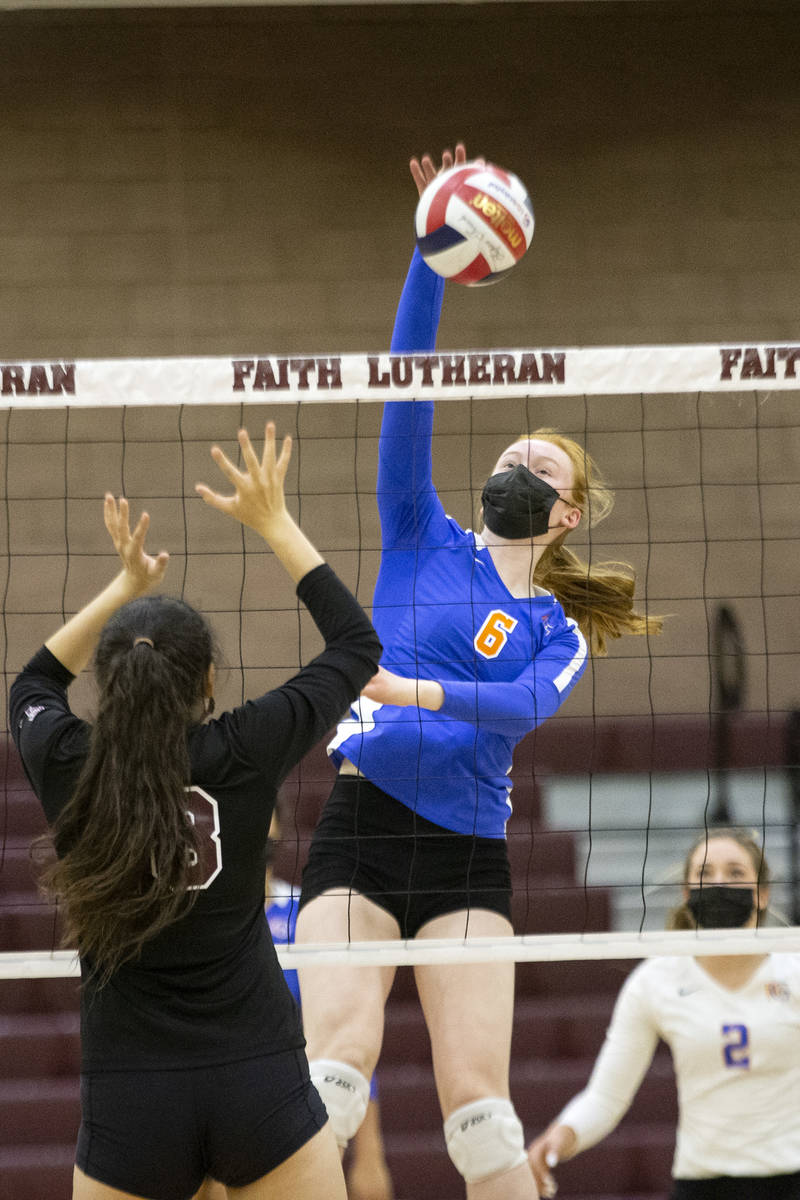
xmin=296 ymin=147 xmax=660 ymax=1200
xmin=10 ymin=424 xmax=381 ymax=1200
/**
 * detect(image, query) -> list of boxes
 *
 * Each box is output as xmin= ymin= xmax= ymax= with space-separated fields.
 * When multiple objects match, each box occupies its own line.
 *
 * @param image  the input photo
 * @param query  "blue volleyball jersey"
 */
xmin=329 ymin=251 xmax=587 ymax=838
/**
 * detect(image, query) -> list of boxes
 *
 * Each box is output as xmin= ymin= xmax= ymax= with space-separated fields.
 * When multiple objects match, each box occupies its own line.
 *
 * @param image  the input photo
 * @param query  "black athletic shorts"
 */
xmin=299 ymin=774 xmax=512 ymax=938
xmin=76 ymin=1047 xmax=327 ymax=1200
xmin=671 ymin=1172 xmax=800 ymax=1200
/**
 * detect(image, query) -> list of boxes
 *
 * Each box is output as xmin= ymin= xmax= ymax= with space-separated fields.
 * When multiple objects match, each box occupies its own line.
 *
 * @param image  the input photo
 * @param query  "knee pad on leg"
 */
xmin=444 ymin=1097 xmax=528 ymax=1184
xmin=309 ymin=1059 xmax=370 ymax=1149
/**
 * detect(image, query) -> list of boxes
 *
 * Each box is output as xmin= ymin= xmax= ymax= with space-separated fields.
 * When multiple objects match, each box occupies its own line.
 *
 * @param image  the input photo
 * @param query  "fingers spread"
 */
xmin=275 ymin=432 xmax=292 ymax=476
xmin=130 ymin=512 xmax=150 ymax=547
xmin=410 ymin=158 xmax=427 ymax=196
xmin=209 ymin=443 xmax=243 ymax=486
xmin=237 ymin=427 xmax=260 ymax=476
xmin=194 ymin=484 xmax=233 ymax=512
xmin=103 ymin=494 xmax=116 ymax=533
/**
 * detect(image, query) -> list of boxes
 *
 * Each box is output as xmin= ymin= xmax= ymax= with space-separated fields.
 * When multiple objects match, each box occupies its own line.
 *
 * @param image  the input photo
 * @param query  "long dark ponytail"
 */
xmin=41 ymin=596 xmax=215 ymax=982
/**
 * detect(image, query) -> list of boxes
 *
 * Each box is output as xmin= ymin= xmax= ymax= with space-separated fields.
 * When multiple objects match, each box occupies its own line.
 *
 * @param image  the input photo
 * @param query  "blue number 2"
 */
xmin=722 ymin=1023 xmax=750 ymax=1069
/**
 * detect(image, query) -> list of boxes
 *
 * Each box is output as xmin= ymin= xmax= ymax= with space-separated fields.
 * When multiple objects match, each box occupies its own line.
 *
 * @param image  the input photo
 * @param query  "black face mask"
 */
xmin=481 ymin=464 xmax=561 ymax=540
xmin=687 ymin=885 xmax=756 ymax=929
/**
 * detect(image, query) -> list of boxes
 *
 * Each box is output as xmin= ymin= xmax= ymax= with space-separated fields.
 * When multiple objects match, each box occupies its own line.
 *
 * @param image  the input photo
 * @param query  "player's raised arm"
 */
xmin=196 ymin=422 xmax=324 ymax=584
xmin=44 ymin=495 xmax=169 ymax=676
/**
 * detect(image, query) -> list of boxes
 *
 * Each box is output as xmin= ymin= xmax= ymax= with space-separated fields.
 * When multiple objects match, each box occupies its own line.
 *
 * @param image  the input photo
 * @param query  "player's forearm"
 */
xmin=390 ymin=248 xmax=445 ymax=354
xmin=256 ymin=510 xmax=324 ymax=584
xmin=438 ymin=678 xmax=554 ymax=728
xmin=555 ymin=1089 xmax=629 ymax=1154
xmin=408 ymin=677 xmax=443 ymax=710
xmin=362 ymin=668 xmax=443 ymax=711
xmin=556 ymin=988 xmax=658 ymax=1155
xmin=45 ymin=570 xmax=149 ymax=676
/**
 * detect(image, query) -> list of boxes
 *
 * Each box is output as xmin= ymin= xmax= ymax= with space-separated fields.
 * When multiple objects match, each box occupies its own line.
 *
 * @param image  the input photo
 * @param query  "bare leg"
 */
xmin=345 ymin=1099 xmax=394 ymax=1200
xmin=414 ymin=910 xmax=538 ymax=1200
xmin=295 ymin=891 xmax=400 ymax=1082
xmin=191 ymin=1182 xmax=228 ymax=1200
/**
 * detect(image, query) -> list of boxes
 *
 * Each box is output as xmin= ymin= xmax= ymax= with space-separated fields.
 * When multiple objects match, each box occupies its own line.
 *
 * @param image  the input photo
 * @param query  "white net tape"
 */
xmin=2 ymin=928 xmax=800 ymax=979
xmin=2 ymin=342 xmax=799 ymax=408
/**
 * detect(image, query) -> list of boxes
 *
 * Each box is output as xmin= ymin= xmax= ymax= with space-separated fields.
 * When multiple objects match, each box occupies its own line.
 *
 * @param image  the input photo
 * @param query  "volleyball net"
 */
xmin=2 ymin=341 xmax=799 ymax=976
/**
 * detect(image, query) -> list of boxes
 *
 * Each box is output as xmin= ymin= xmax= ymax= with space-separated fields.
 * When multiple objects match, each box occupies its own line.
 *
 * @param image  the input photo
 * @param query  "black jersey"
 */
xmin=9 ymin=564 xmax=381 ymax=1073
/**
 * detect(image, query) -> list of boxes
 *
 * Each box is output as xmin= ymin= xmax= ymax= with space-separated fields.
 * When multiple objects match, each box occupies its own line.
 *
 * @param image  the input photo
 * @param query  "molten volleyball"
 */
xmin=414 ymin=161 xmax=534 ymax=286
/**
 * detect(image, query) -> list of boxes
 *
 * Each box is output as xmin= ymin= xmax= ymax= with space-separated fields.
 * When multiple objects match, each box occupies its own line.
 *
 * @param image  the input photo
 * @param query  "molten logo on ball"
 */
xmin=469 ymin=193 xmax=525 ymax=249
xmin=415 ymin=161 xmax=534 ymax=287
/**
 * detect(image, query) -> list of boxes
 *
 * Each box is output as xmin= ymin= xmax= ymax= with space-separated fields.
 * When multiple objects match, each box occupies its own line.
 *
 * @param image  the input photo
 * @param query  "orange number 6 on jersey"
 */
xmin=474 ymin=610 xmax=518 ymax=659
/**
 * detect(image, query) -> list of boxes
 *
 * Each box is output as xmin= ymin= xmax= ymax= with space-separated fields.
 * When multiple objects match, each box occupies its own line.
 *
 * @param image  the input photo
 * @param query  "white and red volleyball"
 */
xmin=414 ymin=160 xmax=534 ymax=286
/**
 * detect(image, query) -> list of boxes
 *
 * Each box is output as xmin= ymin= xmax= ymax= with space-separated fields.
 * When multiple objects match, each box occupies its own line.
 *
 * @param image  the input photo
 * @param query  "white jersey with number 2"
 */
xmin=557 ymin=953 xmax=800 ymax=1179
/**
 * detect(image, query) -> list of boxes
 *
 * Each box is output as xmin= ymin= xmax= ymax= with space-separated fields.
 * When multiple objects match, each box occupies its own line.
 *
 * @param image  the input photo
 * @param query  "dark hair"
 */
xmin=41 ymin=595 xmax=215 ymax=982
xmin=665 ymin=827 xmax=770 ymax=931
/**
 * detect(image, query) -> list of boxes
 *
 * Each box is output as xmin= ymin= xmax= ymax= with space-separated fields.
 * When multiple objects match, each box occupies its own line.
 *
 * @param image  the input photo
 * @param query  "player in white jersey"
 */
xmin=528 ymin=829 xmax=800 ymax=1200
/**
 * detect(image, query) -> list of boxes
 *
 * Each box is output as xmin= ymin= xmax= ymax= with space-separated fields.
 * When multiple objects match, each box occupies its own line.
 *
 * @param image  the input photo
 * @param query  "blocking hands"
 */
xmin=196 ymin=423 xmax=293 ymax=542
xmin=104 ymin=495 xmax=170 ymax=594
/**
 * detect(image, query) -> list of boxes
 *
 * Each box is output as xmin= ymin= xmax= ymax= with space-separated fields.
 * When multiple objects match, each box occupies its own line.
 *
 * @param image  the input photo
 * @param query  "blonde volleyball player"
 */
xmin=528 ymin=829 xmax=800 ymax=1200
xmin=295 ymin=146 xmax=660 ymax=1200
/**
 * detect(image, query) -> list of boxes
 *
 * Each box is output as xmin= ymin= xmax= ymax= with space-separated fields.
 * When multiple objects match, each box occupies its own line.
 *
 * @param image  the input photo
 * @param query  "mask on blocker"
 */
xmin=481 ymin=464 xmax=561 ymax=540
xmin=687 ymin=885 xmax=756 ymax=929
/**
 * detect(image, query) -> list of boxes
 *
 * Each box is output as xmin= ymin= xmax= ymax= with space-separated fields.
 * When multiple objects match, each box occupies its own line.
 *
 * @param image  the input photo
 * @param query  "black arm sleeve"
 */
xmin=9 ymin=646 xmax=75 ymax=735
xmin=295 ymin=563 xmax=382 ymax=685
xmin=9 ymin=646 xmax=87 ymax=822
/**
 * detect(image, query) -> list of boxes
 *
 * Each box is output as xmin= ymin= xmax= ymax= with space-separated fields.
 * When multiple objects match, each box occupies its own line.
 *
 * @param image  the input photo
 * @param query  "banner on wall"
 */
xmin=1 ymin=344 xmax=799 ymax=408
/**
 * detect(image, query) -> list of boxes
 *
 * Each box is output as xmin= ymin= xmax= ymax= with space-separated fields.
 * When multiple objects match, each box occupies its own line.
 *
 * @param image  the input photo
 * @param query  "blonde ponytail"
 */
xmin=526 ymin=429 xmax=663 ymax=656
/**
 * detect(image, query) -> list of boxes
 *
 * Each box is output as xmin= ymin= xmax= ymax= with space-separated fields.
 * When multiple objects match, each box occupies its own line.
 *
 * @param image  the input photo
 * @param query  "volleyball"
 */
xmin=414 ymin=160 xmax=534 ymax=286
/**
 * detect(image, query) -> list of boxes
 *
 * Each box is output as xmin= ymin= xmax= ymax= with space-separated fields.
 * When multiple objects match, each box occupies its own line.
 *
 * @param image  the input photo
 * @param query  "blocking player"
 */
xmin=10 ymin=424 xmax=382 ymax=1200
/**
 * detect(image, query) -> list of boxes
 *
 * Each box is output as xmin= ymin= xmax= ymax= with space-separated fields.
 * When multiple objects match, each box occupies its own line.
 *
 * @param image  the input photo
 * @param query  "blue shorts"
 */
xmin=299 ymin=775 xmax=512 ymax=938
xmin=76 ymin=1048 xmax=327 ymax=1200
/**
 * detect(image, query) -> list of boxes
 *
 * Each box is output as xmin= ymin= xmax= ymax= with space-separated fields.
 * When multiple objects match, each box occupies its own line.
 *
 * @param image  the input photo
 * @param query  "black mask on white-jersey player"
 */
xmin=687 ymin=885 xmax=756 ymax=929
xmin=481 ymin=464 xmax=561 ymax=540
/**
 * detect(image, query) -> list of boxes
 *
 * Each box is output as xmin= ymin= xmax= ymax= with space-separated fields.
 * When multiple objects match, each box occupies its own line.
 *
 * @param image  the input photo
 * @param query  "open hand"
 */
xmin=409 ymin=142 xmax=475 ymax=197
xmin=103 ymin=495 xmax=169 ymax=593
xmin=195 ymin=422 xmax=292 ymax=539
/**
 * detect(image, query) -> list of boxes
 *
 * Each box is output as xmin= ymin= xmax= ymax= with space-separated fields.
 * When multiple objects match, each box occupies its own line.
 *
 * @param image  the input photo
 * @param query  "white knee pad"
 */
xmin=444 ymin=1097 xmax=528 ymax=1184
xmin=309 ymin=1059 xmax=370 ymax=1149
